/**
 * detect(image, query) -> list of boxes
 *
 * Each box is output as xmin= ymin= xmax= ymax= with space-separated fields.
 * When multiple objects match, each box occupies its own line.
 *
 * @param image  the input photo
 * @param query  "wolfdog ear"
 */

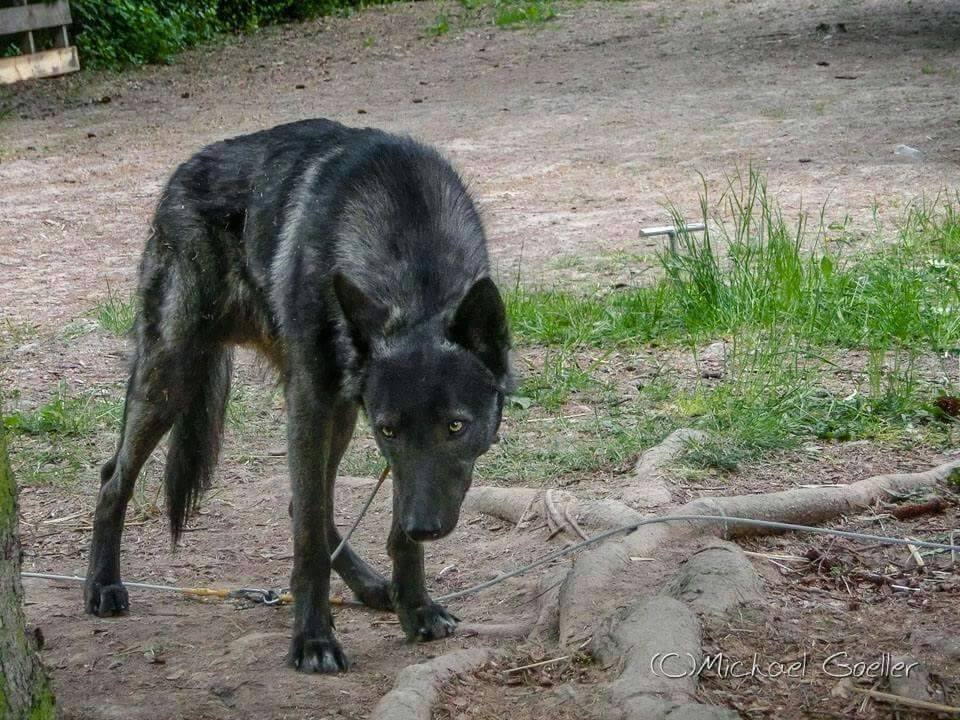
xmin=449 ymin=277 xmax=511 ymax=383
xmin=333 ymin=273 xmax=389 ymax=357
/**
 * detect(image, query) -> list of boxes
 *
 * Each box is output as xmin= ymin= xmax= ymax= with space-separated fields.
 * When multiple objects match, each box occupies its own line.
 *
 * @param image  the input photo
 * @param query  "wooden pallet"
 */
xmin=0 ymin=0 xmax=79 ymax=84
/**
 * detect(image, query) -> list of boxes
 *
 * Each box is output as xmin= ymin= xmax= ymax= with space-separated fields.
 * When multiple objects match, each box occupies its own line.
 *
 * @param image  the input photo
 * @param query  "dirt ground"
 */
xmin=2 ymin=0 xmax=959 ymax=718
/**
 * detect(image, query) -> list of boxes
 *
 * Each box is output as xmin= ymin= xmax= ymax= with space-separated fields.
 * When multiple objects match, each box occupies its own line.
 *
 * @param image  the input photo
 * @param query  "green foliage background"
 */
xmin=67 ymin=0 xmax=368 ymax=69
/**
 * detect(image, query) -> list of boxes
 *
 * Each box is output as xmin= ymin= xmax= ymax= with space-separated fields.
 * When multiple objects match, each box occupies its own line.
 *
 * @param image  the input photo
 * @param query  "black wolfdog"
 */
xmin=84 ymin=119 xmax=513 ymax=673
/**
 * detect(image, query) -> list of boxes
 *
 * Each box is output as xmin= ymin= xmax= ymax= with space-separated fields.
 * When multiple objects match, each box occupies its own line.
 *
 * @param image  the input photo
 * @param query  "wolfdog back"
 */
xmin=85 ymin=118 xmax=513 ymax=673
xmin=154 ymin=118 xmax=490 ymax=353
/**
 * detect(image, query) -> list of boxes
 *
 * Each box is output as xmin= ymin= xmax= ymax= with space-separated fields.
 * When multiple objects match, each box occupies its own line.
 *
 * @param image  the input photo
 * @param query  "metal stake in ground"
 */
xmin=639 ymin=222 xmax=706 ymax=253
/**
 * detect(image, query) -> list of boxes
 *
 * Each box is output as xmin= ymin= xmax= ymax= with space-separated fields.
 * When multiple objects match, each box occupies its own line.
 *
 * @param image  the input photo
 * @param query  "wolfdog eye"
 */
xmin=448 ymin=420 xmax=465 ymax=434
xmin=380 ymin=426 xmax=395 ymax=438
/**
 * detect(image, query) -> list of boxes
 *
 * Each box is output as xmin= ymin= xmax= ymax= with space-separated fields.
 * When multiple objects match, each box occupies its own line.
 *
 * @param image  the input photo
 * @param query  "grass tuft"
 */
xmin=3 ymin=384 xmax=123 ymax=486
xmin=494 ymin=0 xmax=555 ymax=27
xmin=94 ymin=287 xmax=137 ymax=337
xmin=428 ymin=0 xmax=555 ymax=35
xmin=507 ymin=174 xmax=960 ymax=353
xmin=3 ymin=383 xmax=122 ymax=437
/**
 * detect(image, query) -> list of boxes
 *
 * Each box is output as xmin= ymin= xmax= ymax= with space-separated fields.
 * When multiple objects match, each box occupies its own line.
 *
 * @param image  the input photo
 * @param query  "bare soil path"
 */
xmin=1 ymin=1 xmax=959 ymax=718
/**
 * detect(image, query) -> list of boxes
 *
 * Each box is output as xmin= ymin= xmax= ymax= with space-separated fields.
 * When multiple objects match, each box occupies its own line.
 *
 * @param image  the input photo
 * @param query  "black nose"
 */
xmin=405 ymin=522 xmax=445 ymax=542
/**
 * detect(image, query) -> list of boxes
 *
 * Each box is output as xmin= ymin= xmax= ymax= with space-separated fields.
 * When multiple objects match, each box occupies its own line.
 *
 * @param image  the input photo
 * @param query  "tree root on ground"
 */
xmin=357 ymin=442 xmax=960 ymax=719
xmin=369 ymin=647 xmax=502 ymax=720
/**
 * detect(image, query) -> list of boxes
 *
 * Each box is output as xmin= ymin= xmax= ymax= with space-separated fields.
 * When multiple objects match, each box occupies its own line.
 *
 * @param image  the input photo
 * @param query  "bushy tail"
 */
xmin=165 ymin=347 xmax=233 ymax=542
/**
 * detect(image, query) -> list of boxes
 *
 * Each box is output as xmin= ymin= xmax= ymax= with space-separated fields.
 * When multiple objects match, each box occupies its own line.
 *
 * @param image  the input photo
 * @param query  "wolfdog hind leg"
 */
xmin=84 ymin=338 xmax=188 ymax=616
xmin=85 ymin=226 xmax=216 ymax=616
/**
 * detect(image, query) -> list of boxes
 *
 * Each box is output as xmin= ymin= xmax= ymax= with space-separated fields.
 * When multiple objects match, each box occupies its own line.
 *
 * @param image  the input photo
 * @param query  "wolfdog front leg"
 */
xmin=388 ymin=512 xmax=459 ymax=642
xmin=285 ymin=375 xmax=348 ymax=673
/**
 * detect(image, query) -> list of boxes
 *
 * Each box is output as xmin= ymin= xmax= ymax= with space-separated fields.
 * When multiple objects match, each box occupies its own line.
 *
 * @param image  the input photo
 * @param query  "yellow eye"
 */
xmin=448 ymin=420 xmax=464 ymax=434
xmin=380 ymin=426 xmax=395 ymax=438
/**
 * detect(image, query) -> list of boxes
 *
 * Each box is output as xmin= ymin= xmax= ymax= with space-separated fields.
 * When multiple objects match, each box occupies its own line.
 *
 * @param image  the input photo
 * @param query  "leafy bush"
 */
xmin=214 ymin=0 xmax=350 ymax=33
xmin=70 ymin=0 xmax=219 ymax=68
xmin=69 ymin=0 xmax=373 ymax=70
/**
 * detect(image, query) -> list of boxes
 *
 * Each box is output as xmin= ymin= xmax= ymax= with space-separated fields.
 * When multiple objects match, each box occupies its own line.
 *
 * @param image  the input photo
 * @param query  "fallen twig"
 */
xmin=510 ymin=494 xmax=539 ymax=535
xmin=906 ymin=541 xmax=926 ymax=568
xmin=503 ymin=655 xmax=570 ymax=675
xmin=563 ymin=503 xmax=589 ymax=541
xmin=851 ymin=687 xmax=960 ymax=715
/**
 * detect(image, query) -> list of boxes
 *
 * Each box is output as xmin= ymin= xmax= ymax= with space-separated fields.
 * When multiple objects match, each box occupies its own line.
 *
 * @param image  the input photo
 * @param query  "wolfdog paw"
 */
xmin=288 ymin=634 xmax=350 ymax=673
xmin=354 ymin=580 xmax=394 ymax=612
xmin=398 ymin=601 xmax=460 ymax=642
xmin=84 ymin=581 xmax=129 ymax=617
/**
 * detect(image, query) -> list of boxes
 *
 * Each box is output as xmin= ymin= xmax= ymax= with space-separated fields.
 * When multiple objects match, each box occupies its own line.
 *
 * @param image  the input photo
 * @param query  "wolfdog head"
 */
xmin=334 ymin=275 xmax=512 ymax=541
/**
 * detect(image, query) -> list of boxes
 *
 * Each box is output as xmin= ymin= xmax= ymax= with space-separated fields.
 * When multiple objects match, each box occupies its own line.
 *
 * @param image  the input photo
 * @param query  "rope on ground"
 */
xmin=21 ymin=514 xmax=960 ymax=608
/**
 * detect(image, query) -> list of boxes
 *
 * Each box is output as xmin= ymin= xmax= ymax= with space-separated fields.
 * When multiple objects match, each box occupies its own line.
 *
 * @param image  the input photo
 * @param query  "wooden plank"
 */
xmin=0 ymin=1 xmax=72 ymax=36
xmin=0 ymin=46 xmax=79 ymax=84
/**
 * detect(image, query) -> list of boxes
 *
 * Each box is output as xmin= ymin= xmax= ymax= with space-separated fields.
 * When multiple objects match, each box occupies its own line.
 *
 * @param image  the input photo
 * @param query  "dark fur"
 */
xmin=84 ymin=119 xmax=513 ymax=673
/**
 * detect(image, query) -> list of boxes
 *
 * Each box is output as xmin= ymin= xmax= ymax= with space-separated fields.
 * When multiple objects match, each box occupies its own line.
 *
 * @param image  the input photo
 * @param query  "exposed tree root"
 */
xmin=459 ymin=622 xmax=533 ymax=639
xmin=558 ymin=457 xmax=960 ymax=647
xmin=363 ymin=435 xmax=960 ymax=719
xmin=463 ymin=487 xmax=642 ymax=535
xmin=666 ymin=538 xmax=763 ymax=617
xmin=622 ymin=428 xmax=708 ymax=509
xmin=369 ymin=647 xmax=500 ymax=720
xmin=591 ymin=597 xmax=740 ymax=720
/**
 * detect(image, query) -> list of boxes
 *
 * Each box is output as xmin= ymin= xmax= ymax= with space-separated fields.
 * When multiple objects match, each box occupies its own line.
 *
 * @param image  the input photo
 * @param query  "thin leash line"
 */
xmin=438 ymin=514 xmax=960 ymax=602
xmin=22 ymin=514 xmax=960 ymax=607
xmin=20 ymin=573 xmax=210 ymax=595
xmin=330 ymin=465 xmax=390 ymax=562
xmin=19 ymin=572 xmax=295 ymax=604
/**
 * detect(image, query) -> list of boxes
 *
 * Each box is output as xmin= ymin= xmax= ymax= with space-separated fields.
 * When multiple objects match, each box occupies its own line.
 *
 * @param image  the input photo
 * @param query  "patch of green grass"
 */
xmin=506 ymin=283 xmax=669 ymax=346
xmin=7 ymin=438 xmax=93 ymax=487
xmin=428 ymin=0 xmax=554 ymax=36
xmin=673 ymin=337 xmax=938 ymax=470
xmin=340 ymin=443 xmax=384 ymax=477
xmin=507 ymin=176 xmax=960 ymax=353
xmin=340 ymin=418 xmax=386 ymax=477
xmin=226 ymin=384 xmax=254 ymax=430
xmin=94 ymin=287 xmax=137 ymax=337
xmin=3 ymin=383 xmax=122 ymax=437
xmin=225 ymin=381 xmax=284 ymax=432
xmin=504 ymin=173 xmax=960 ymax=473
xmin=494 ymin=0 xmax=555 ymax=27
xmin=477 ymin=407 xmax=671 ymax=484
xmin=0 ymin=319 xmax=38 ymax=351
xmin=654 ymin=11 xmax=674 ymax=27
xmin=2 ymin=384 xmax=122 ymax=486
xmin=427 ymin=13 xmax=450 ymax=36
xmin=519 ymin=350 xmax=603 ymax=410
